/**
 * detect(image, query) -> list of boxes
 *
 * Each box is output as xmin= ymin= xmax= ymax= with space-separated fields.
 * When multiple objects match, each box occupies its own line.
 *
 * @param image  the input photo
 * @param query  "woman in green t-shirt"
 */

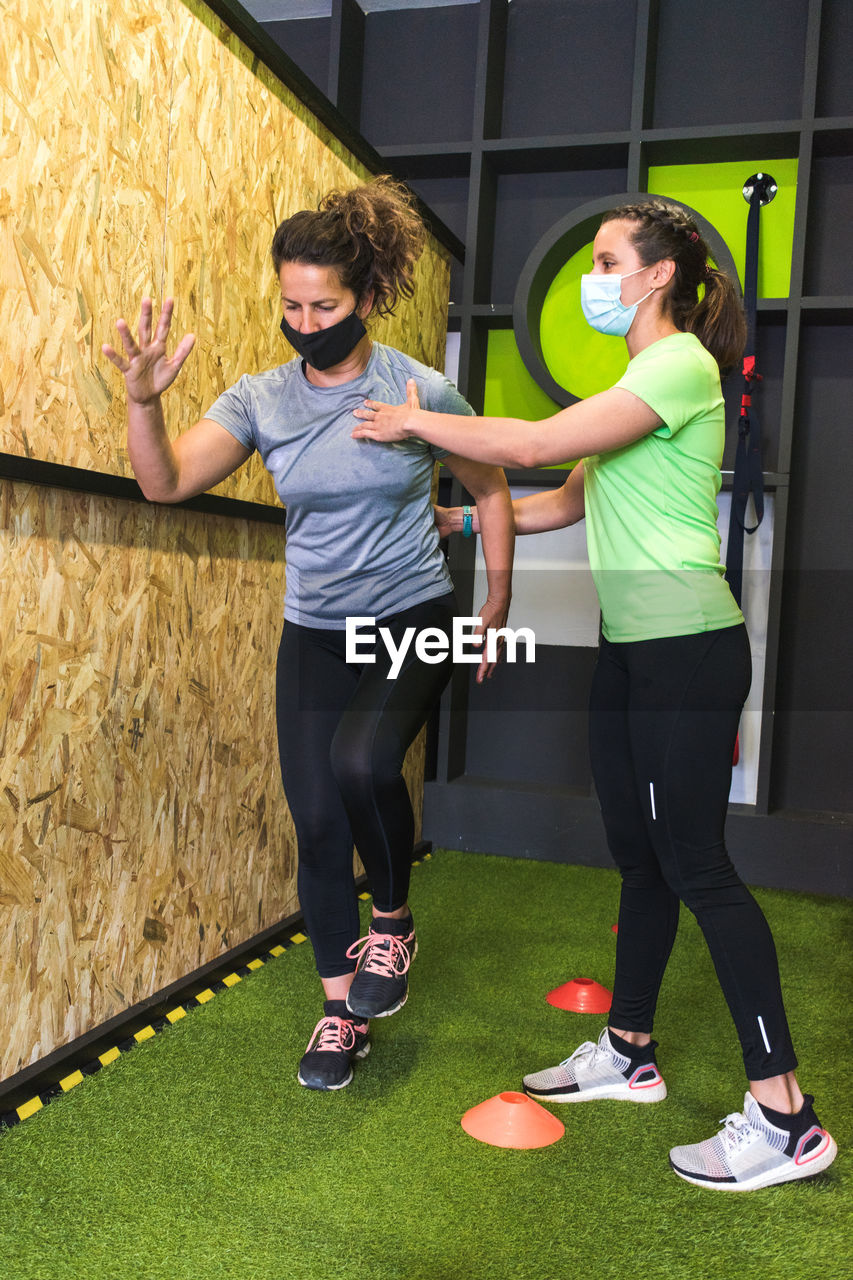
xmin=351 ymin=199 xmax=836 ymax=1192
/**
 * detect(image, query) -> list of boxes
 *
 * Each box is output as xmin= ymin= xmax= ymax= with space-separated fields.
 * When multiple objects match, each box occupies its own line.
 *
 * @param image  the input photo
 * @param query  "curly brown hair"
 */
xmin=270 ymin=176 xmax=427 ymax=318
xmin=602 ymin=199 xmax=747 ymax=370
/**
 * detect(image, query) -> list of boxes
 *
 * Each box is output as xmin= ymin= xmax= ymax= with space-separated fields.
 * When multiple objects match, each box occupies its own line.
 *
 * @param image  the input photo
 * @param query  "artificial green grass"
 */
xmin=1 ymin=851 xmax=850 ymax=1280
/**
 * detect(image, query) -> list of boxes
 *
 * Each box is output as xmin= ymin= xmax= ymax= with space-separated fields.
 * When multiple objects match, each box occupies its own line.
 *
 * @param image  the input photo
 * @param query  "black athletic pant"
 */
xmin=588 ymin=623 xmax=798 ymax=1080
xmin=276 ymin=593 xmax=456 ymax=978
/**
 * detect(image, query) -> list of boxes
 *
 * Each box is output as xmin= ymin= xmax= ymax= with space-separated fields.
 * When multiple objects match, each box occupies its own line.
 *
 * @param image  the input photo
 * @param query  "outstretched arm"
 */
xmin=440 ymin=462 xmax=585 ymax=538
xmin=512 ymin=462 xmax=585 ymax=532
xmin=353 ymin=379 xmax=662 ymax=466
xmin=103 ymin=297 xmax=251 ymax=502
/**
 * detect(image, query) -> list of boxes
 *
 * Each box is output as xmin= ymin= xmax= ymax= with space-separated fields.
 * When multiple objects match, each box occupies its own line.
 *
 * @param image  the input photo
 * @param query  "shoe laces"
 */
xmin=346 ymin=929 xmax=412 ymax=978
xmin=717 ymin=1110 xmax=760 ymax=1152
xmin=559 ymin=1039 xmax=604 ymax=1070
xmin=306 ymin=1016 xmax=356 ymax=1055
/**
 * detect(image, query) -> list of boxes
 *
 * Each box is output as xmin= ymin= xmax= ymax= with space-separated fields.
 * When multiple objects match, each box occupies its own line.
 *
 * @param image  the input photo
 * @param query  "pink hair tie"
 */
xmin=689 ymin=231 xmax=699 ymax=242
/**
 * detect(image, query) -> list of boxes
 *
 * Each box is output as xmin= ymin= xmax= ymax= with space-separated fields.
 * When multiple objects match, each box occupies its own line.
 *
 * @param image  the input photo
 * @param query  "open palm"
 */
xmin=102 ymin=297 xmax=195 ymax=405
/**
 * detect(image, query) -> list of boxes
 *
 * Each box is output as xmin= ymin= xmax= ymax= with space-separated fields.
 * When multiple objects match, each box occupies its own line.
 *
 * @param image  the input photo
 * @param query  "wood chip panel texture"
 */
xmin=0 ymin=0 xmax=452 ymax=494
xmin=0 ymin=0 xmax=448 ymax=1080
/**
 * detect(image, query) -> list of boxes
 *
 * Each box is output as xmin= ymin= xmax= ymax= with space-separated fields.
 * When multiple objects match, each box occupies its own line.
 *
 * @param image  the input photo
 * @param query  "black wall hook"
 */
xmin=742 ymin=173 xmax=778 ymax=205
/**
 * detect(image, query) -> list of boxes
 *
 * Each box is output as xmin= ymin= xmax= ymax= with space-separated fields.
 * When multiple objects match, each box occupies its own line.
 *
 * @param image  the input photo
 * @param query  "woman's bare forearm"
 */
xmin=440 ymin=464 xmax=585 ymax=537
xmin=443 ymin=456 xmax=514 ymax=593
xmin=511 ymin=464 xmax=585 ymax=533
xmin=127 ymin=396 xmax=182 ymax=501
xmin=126 ymin=400 xmax=253 ymax=504
xmin=473 ymin=484 xmax=515 ymax=605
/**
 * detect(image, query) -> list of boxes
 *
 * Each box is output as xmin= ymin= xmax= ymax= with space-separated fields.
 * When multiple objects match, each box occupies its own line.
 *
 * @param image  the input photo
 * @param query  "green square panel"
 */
xmin=484 ymin=328 xmax=562 ymax=419
xmin=647 ymin=158 xmax=799 ymax=300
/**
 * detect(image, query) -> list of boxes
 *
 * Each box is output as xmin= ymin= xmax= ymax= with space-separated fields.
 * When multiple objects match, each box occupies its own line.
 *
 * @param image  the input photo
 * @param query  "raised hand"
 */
xmin=102 ymin=297 xmax=195 ymax=405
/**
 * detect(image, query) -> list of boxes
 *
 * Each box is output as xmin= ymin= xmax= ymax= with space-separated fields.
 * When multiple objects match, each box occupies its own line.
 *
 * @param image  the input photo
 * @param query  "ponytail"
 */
xmin=602 ymin=200 xmax=747 ymax=370
xmin=271 ymin=175 xmax=426 ymax=317
xmin=686 ymin=266 xmax=746 ymax=372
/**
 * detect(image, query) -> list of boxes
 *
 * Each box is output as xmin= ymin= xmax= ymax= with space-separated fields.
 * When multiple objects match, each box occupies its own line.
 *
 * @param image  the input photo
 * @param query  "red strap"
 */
xmin=742 ymin=354 xmax=762 ymax=383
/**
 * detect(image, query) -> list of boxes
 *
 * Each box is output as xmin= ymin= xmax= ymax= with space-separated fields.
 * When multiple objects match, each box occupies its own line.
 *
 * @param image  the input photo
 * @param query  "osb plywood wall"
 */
xmin=0 ymin=0 xmax=451 ymax=495
xmin=0 ymin=0 xmax=450 ymax=1081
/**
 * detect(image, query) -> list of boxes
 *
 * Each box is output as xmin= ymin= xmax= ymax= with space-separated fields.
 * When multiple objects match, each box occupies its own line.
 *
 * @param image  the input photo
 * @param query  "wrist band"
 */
xmin=462 ymin=504 xmax=473 ymax=538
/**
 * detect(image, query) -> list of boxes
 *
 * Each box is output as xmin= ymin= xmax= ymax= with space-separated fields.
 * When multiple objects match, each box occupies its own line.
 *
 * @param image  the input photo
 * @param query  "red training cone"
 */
xmin=546 ymin=977 xmax=612 ymax=1013
xmin=461 ymin=1091 xmax=564 ymax=1149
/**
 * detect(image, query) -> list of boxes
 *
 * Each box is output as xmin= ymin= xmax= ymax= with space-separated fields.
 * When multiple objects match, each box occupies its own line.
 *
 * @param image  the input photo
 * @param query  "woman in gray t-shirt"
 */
xmin=103 ymin=177 xmax=514 ymax=1092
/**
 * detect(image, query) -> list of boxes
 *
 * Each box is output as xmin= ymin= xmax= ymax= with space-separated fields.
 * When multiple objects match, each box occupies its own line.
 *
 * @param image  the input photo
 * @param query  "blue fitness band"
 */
xmin=462 ymin=504 xmax=473 ymax=538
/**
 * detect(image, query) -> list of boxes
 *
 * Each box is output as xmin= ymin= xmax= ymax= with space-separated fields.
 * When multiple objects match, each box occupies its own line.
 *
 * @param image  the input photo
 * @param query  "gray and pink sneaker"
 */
xmin=297 ymin=1000 xmax=370 ymax=1091
xmin=345 ymin=916 xmax=417 ymax=1019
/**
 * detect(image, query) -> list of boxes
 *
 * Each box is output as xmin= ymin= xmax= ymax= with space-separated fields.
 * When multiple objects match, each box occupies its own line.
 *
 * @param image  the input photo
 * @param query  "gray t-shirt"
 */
xmin=205 ymin=341 xmax=474 ymax=627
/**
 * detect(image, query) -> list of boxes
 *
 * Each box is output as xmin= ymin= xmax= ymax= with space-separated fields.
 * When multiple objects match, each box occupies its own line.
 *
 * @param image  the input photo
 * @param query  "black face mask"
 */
xmin=279 ymin=309 xmax=367 ymax=371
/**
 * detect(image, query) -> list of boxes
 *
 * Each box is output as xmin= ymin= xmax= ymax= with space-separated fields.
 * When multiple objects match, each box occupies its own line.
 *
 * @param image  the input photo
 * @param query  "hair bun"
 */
xmin=272 ymin=176 xmax=426 ymax=317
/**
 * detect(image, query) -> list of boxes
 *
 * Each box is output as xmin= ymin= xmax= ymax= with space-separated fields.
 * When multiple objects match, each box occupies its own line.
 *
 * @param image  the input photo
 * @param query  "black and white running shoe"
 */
xmin=523 ymin=1026 xmax=667 ymax=1103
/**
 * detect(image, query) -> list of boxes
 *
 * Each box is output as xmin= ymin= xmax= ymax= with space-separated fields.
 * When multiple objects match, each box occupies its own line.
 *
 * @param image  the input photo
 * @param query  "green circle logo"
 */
xmin=540 ymin=243 xmax=629 ymax=400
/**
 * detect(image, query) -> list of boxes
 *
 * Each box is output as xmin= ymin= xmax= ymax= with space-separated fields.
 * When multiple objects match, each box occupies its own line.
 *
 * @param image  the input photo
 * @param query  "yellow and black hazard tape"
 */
xmin=0 ymin=852 xmax=433 ymax=1132
xmin=0 ymin=929 xmax=311 ymax=1132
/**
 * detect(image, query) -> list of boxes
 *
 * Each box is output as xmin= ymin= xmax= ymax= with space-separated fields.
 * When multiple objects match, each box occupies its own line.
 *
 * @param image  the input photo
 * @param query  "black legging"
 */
xmin=276 ymin=592 xmax=456 ymax=978
xmin=589 ymin=622 xmax=798 ymax=1081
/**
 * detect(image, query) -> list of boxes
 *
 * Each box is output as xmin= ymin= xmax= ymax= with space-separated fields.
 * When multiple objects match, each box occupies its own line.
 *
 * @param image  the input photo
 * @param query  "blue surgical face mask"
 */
xmin=580 ymin=266 xmax=655 ymax=337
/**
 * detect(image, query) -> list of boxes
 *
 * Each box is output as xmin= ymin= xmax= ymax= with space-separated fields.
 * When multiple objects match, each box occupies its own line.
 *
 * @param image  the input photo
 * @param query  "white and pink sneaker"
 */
xmin=669 ymin=1091 xmax=837 ymax=1191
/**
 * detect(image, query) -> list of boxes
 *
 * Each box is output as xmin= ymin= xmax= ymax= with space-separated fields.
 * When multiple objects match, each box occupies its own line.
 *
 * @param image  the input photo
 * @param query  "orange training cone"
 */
xmin=546 ymin=977 xmax=612 ymax=1013
xmin=461 ymin=1091 xmax=564 ymax=1149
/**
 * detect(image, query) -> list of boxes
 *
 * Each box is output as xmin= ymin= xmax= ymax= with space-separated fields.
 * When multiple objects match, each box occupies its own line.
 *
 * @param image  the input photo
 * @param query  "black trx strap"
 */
xmin=725 ymin=173 xmax=776 ymax=607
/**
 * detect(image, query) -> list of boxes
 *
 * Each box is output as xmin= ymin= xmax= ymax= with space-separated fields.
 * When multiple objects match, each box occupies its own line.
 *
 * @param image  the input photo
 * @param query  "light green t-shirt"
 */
xmin=583 ymin=331 xmax=744 ymax=643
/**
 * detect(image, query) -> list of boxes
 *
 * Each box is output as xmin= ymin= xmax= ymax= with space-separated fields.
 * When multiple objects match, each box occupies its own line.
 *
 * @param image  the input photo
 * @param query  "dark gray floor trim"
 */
xmin=424 ymin=778 xmax=853 ymax=898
